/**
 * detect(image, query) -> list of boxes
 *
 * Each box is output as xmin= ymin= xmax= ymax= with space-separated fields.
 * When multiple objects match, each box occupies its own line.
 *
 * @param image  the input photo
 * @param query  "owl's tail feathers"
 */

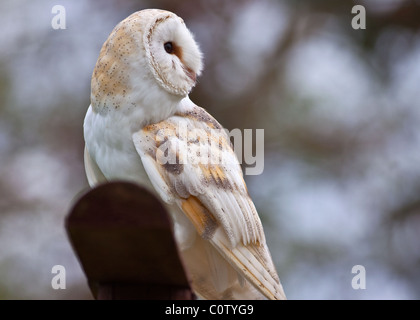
xmin=210 ymin=231 xmax=286 ymax=300
xmin=180 ymin=233 xmax=284 ymax=300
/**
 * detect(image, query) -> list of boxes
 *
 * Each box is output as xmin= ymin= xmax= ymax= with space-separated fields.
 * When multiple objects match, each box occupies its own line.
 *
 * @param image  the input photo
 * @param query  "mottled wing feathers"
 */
xmin=180 ymin=196 xmax=219 ymax=240
xmin=132 ymin=101 xmax=263 ymax=247
xmin=132 ymin=99 xmax=286 ymax=300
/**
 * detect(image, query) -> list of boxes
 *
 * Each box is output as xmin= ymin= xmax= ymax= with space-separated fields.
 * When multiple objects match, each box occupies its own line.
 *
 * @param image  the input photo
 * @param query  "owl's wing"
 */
xmin=132 ymin=98 xmax=286 ymax=300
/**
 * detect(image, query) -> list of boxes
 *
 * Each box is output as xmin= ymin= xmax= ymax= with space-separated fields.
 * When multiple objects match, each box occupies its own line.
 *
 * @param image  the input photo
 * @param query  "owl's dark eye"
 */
xmin=164 ymin=42 xmax=174 ymax=54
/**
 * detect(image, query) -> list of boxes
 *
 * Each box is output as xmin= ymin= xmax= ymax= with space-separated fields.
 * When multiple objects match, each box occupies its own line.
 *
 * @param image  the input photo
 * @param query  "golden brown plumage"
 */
xmin=84 ymin=9 xmax=286 ymax=300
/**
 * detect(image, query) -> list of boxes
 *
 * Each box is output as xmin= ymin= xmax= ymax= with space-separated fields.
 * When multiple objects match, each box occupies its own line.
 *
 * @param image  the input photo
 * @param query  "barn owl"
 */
xmin=83 ymin=9 xmax=286 ymax=300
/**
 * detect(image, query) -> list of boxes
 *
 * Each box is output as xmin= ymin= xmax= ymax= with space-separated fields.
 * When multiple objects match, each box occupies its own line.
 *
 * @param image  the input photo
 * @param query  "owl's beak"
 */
xmin=184 ymin=67 xmax=196 ymax=84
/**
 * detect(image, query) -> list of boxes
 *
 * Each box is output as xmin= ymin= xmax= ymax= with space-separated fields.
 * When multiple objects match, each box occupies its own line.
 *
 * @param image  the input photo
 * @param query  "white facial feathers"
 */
xmin=144 ymin=11 xmax=203 ymax=96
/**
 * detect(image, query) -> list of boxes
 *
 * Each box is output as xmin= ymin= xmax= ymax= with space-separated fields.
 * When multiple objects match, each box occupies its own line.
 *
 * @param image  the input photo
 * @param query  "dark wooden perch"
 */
xmin=66 ymin=181 xmax=194 ymax=300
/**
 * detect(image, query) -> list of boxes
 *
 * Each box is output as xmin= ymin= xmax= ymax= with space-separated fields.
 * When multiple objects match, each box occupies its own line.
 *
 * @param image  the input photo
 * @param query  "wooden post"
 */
xmin=66 ymin=181 xmax=194 ymax=300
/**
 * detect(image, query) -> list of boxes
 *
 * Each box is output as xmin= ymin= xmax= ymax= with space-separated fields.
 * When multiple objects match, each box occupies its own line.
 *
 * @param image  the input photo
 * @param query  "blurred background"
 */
xmin=0 ymin=0 xmax=419 ymax=299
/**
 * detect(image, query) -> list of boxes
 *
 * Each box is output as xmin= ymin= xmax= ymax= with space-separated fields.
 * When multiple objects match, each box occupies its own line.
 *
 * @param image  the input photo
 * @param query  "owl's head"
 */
xmin=91 ymin=9 xmax=203 ymax=117
xmin=143 ymin=10 xmax=203 ymax=96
